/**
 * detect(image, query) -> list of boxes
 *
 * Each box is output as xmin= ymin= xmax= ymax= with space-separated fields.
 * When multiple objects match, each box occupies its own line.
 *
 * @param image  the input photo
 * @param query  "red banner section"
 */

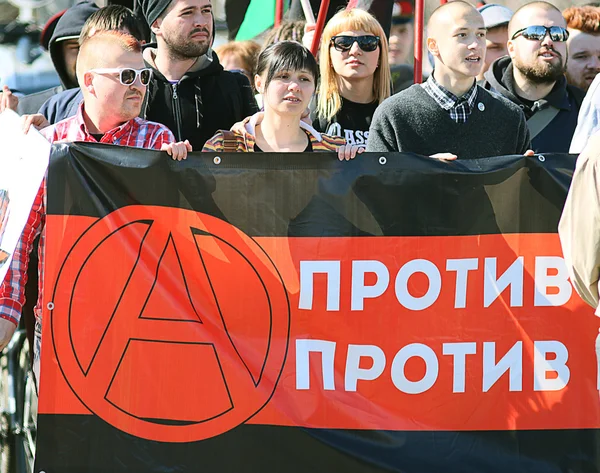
xmin=40 ymin=207 xmax=600 ymax=443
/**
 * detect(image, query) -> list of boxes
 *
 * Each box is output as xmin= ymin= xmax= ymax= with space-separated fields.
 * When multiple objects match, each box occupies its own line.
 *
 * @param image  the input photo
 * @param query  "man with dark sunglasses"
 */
xmin=482 ymin=1 xmax=585 ymax=153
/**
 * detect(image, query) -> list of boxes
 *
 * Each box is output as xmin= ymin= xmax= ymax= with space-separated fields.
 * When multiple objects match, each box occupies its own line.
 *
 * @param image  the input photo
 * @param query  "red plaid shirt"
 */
xmin=0 ymin=105 xmax=176 ymax=326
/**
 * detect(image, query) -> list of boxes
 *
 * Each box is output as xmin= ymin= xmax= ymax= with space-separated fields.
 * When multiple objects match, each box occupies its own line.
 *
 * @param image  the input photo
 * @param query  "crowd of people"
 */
xmin=0 ymin=0 xmax=599 ymax=386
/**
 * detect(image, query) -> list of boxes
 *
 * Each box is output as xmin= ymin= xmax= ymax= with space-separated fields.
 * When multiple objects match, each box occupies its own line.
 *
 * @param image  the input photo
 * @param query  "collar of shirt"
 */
xmin=74 ymin=103 xmax=137 ymax=142
xmin=422 ymin=74 xmax=478 ymax=111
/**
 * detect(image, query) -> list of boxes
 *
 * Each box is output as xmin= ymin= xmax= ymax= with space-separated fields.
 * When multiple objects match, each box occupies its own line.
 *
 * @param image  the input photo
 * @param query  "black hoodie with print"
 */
xmin=16 ymin=0 xmax=99 ymax=115
xmin=141 ymin=47 xmax=259 ymax=151
xmin=481 ymin=56 xmax=585 ymax=153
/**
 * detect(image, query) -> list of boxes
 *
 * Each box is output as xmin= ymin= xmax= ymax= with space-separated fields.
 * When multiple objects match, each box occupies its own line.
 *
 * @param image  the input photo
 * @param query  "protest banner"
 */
xmin=36 ymin=144 xmax=597 ymax=472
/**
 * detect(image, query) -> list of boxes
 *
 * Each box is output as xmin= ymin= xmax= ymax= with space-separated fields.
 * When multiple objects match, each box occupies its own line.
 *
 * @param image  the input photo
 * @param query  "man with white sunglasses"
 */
xmin=482 ymin=1 xmax=585 ymax=153
xmin=0 ymin=30 xmax=191 ymax=384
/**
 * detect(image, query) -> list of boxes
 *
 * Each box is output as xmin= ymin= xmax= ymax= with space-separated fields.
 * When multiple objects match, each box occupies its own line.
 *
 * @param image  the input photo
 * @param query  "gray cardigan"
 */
xmin=366 ymin=84 xmax=531 ymax=159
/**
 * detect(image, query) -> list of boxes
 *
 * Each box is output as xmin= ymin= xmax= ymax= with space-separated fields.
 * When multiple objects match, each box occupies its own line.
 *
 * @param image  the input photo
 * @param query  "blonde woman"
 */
xmin=313 ymin=9 xmax=391 ymax=147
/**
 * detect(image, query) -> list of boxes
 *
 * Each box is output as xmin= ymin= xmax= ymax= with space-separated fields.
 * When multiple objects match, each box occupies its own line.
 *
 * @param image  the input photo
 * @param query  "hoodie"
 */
xmin=141 ymin=46 xmax=259 ymax=150
xmin=17 ymin=0 xmax=98 ymax=115
xmin=482 ymin=56 xmax=585 ymax=153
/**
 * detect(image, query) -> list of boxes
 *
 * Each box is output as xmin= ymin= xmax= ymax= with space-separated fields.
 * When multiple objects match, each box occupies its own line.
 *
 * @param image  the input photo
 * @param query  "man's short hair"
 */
xmin=80 ymin=5 xmax=148 ymax=45
xmin=427 ymin=0 xmax=477 ymax=33
xmin=508 ymin=1 xmax=564 ymax=37
xmin=563 ymin=6 xmax=600 ymax=33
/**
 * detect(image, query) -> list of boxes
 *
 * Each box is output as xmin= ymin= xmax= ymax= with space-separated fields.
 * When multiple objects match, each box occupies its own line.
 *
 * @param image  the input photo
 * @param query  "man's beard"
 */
xmin=513 ymin=48 xmax=567 ymax=84
xmin=164 ymin=29 xmax=211 ymax=60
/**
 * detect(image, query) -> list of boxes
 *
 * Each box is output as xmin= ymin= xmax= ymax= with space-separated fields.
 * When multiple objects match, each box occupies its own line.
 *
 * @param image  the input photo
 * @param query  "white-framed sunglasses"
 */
xmin=88 ymin=67 xmax=152 ymax=86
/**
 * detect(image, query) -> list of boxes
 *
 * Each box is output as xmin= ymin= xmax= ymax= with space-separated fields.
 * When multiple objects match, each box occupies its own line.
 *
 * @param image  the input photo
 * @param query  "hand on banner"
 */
xmin=337 ymin=144 xmax=365 ymax=161
xmin=0 ymin=319 xmax=16 ymax=352
xmin=162 ymin=140 xmax=192 ymax=161
xmin=22 ymin=114 xmax=50 ymax=133
xmin=430 ymin=153 xmax=458 ymax=161
xmin=0 ymin=86 xmax=18 ymax=113
xmin=524 ymin=150 xmax=535 ymax=156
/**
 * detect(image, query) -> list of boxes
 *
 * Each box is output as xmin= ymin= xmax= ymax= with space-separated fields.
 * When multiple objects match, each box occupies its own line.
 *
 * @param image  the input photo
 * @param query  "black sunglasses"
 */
xmin=330 ymin=35 xmax=381 ymax=52
xmin=511 ymin=25 xmax=569 ymax=42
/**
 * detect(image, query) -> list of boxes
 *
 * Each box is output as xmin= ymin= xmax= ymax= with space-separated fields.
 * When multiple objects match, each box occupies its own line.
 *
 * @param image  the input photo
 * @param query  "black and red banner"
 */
xmin=37 ymin=144 xmax=599 ymax=472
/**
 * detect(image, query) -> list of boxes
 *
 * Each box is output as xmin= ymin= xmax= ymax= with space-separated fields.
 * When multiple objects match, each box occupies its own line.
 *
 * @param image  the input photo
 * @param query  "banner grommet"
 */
xmin=538 ymin=155 xmax=546 ymax=162
xmin=47 ymin=302 xmax=54 ymax=310
xmin=379 ymin=156 xmax=387 ymax=165
xmin=213 ymin=156 xmax=222 ymax=165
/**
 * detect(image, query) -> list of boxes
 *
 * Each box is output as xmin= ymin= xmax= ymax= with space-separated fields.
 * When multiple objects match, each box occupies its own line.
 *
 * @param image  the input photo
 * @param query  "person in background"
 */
xmin=140 ymin=0 xmax=258 ymax=150
xmin=563 ymin=6 xmax=600 ymax=92
xmin=203 ymin=41 xmax=361 ymax=161
xmin=214 ymin=40 xmax=261 ymax=84
xmin=389 ymin=0 xmax=415 ymax=93
xmin=39 ymin=5 xmax=148 ymax=125
xmin=262 ymin=20 xmax=306 ymax=47
xmin=476 ymin=3 xmax=513 ymax=81
xmin=313 ymin=8 xmax=391 ymax=147
xmin=367 ymin=1 xmax=531 ymax=159
xmin=17 ymin=0 xmax=100 ymax=115
xmin=482 ymin=1 xmax=584 ymax=153
xmin=389 ymin=1 xmax=414 ymax=66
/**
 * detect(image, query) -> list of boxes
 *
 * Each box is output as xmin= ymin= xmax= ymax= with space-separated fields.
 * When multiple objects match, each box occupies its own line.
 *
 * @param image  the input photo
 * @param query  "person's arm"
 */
xmin=202 ymin=133 xmax=225 ymax=152
xmin=0 ymin=182 xmax=45 ymax=350
xmin=517 ymin=111 xmax=532 ymax=155
xmin=559 ymin=132 xmax=600 ymax=309
xmin=366 ymin=104 xmax=400 ymax=153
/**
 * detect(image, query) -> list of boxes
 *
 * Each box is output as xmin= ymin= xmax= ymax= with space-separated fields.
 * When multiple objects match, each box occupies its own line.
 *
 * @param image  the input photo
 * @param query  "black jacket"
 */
xmin=482 ymin=57 xmax=585 ymax=153
xmin=142 ymin=48 xmax=258 ymax=150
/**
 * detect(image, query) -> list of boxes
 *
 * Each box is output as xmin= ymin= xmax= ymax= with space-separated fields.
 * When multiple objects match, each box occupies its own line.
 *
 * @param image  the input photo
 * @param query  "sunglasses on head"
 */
xmin=330 ymin=35 xmax=381 ymax=52
xmin=88 ymin=67 xmax=153 ymax=86
xmin=511 ymin=25 xmax=569 ymax=42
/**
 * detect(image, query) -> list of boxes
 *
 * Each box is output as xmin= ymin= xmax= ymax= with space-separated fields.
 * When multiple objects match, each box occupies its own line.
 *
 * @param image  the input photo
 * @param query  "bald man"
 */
xmin=367 ymin=0 xmax=530 ymax=159
xmin=482 ymin=1 xmax=585 ymax=153
xmin=0 ymin=30 xmax=190 ymax=385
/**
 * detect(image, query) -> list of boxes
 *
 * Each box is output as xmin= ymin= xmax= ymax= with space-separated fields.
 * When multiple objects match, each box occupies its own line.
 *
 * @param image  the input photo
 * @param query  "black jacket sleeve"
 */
xmin=235 ymin=73 xmax=259 ymax=118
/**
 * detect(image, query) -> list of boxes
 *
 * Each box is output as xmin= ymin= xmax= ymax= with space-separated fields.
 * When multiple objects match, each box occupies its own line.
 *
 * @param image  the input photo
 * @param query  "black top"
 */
xmin=254 ymin=138 xmax=313 ymax=153
xmin=313 ymin=98 xmax=378 ymax=146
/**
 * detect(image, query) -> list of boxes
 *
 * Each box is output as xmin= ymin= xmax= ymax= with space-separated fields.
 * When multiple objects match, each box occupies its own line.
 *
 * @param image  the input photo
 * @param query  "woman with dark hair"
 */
xmin=203 ymin=41 xmax=362 ymax=160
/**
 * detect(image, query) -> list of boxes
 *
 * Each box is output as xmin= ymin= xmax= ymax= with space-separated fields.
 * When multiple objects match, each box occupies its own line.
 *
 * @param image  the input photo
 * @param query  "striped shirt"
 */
xmin=0 ymin=104 xmax=176 ymax=326
xmin=421 ymin=75 xmax=478 ymax=124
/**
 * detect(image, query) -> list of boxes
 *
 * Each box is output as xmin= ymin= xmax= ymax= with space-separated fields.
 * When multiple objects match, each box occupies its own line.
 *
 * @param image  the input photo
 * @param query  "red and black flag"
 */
xmin=36 ymin=145 xmax=600 ymax=472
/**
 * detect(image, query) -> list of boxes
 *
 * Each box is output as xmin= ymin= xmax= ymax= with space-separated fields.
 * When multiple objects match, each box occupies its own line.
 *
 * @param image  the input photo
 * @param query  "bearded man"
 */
xmin=482 ymin=1 xmax=585 ymax=153
xmin=140 ymin=0 xmax=258 ymax=149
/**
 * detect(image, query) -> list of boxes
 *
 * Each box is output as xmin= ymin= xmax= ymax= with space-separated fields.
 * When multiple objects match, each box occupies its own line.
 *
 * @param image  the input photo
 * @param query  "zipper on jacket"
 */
xmin=172 ymin=83 xmax=183 ymax=140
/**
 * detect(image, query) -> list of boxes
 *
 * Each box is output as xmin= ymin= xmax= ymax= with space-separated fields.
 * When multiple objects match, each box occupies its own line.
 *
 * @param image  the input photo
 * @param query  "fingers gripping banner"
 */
xmin=37 ymin=144 xmax=598 ymax=472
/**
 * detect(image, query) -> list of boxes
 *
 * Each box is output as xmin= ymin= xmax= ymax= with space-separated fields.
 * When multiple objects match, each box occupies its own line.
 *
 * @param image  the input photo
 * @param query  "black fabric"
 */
xmin=139 ymin=0 xmax=171 ymax=29
xmin=225 ymin=0 xmax=251 ymax=40
xmin=286 ymin=0 xmax=394 ymax=38
xmin=482 ymin=57 xmax=585 ymax=154
xmin=366 ymin=84 xmax=531 ymax=158
xmin=142 ymin=50 xmax=259 ymax=150
xmin=313 ymin=98 xmax=377 ymax=147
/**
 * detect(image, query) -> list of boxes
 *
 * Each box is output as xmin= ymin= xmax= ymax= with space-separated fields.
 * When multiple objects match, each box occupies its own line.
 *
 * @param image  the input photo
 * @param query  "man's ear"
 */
xmin=254 ymin=74 xmax=264 ymax=94
xmin=83 ymin=72 xmax=95 ymax=95
xmin=507 ymin=39 xmax=516 ymax=59
xmin=426 ymin=37 xmax=439 ymax=56
xmin=151 ymin=19 xmax=161 ymax=37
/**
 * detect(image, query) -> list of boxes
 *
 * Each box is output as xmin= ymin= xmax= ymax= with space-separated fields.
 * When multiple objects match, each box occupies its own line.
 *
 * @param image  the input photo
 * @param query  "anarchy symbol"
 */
xmin=50 ymin=206 xmax=290 ymax=442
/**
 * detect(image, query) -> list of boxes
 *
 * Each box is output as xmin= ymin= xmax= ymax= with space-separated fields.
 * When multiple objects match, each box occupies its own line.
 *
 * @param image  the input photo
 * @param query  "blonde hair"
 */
xmin=317 ymin=9 xmax=391 ymax=123
xmin=214 ymin=40 xmax=261 ymax=75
